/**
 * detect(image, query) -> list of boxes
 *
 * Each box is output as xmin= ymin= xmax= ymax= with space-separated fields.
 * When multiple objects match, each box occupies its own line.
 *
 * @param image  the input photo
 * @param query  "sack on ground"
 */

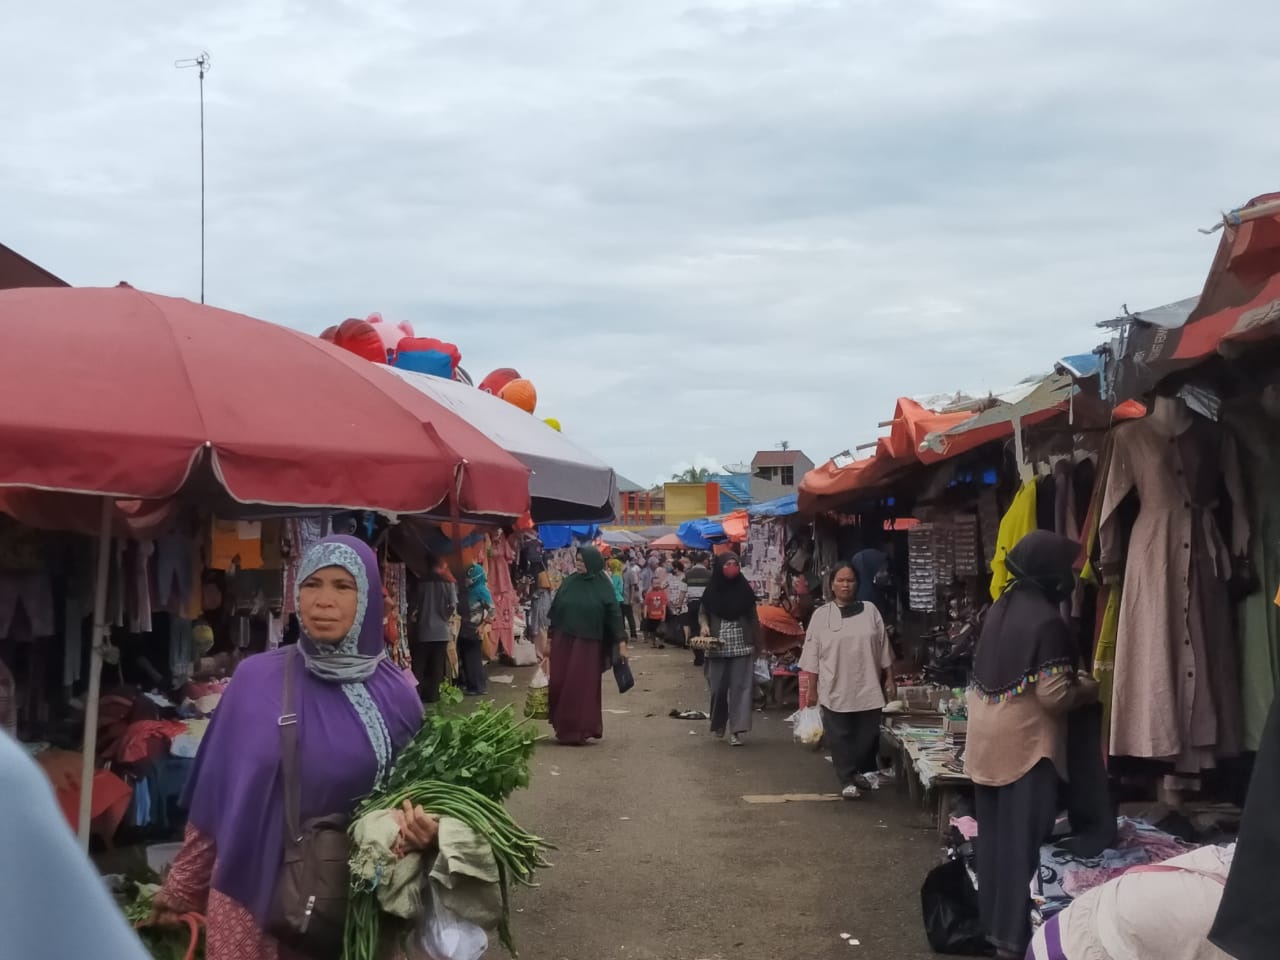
xmin=793 ymin=706 xmax=824 ymax=746
xmin=419 ymin=884 xmax=488 ymax=960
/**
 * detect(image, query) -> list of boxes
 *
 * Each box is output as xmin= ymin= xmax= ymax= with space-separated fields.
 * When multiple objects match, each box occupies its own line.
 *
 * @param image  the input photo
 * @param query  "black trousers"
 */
xmin=411 ymin=642 xmax=448 ymax=704
xmin=621 ymin=603 xmax=637 ymax=638
xmin=456 ymin=632 xmax=486 ymax=694
xmin=974 ymin=758 xmax=1059 ymax=956
xmin=821 ymin=706 xmax=881 ymax=786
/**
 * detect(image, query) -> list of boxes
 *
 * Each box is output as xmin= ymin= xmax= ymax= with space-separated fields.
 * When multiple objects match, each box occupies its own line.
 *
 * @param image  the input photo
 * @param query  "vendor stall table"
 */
xmin=881 ymin=714 xmax=972 ymax=839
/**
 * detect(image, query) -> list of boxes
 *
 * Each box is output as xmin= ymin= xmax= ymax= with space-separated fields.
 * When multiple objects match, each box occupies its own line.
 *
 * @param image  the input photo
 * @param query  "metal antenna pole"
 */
xmin=175 ymin=52 xmax=211 ymax=303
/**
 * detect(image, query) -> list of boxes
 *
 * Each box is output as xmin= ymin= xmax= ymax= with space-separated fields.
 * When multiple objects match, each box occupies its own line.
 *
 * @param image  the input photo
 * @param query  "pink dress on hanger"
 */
xmin=489 ymin=533 xmax=519 ymax=657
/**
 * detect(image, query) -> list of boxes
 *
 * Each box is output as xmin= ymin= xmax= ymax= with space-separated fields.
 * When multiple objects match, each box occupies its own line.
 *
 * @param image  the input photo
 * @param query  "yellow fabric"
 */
xmin=989 ymin=481 xmax=1038 ymax=600
xmin=1093 ymin=584 xmax=1122 ymax=753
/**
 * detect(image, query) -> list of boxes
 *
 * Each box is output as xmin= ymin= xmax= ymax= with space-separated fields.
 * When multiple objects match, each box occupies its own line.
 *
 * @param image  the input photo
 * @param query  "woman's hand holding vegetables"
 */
xmin=394 ymin=800 xmax=439 ymax=855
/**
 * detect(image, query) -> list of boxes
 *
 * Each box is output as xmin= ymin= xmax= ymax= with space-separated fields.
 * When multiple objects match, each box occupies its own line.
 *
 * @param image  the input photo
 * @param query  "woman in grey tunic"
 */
xmin=698 ymin=554 xmax=760 ymax=746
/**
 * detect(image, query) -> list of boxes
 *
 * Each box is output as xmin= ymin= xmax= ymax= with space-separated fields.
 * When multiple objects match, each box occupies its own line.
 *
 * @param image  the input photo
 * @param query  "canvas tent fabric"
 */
xmin=385 ymin=367 xmax=619 ymax=523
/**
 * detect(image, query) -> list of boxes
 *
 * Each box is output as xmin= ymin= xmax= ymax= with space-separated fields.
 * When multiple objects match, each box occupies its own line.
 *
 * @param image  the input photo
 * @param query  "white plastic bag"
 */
xmin=753 ymin=657 xmax=772 ymax=685
xmin=793 ymin=705 xmax=824 ymax=746
xmin=419 ymin=886 xmax=489 ymax=960
xmin=529 ymin=665 xmax=549 ymax=689
xmin=511 ymin=639 xmax=539 ymax=667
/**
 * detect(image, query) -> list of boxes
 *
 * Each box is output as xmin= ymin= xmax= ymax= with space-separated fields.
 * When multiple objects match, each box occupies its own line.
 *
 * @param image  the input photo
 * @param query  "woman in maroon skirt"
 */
xmin=547 ymin=546 xmax=627 ymax=745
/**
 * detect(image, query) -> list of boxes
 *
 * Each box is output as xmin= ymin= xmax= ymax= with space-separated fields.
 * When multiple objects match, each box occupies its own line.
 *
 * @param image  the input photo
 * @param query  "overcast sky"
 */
xmin=4 ymin=1 xmax=1278 ymax=486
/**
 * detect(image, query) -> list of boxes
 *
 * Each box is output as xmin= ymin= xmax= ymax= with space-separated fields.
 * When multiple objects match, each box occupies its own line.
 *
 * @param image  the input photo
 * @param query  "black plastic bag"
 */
xmin=920 ymin=859 xmax=993 ymax=956
xmin=613 ymin=657 xmax=635 ymax=694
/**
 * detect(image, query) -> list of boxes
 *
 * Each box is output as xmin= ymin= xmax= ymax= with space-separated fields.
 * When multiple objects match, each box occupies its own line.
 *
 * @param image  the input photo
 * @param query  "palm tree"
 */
xmin=671 ymin=466 xmax=714 ymax=482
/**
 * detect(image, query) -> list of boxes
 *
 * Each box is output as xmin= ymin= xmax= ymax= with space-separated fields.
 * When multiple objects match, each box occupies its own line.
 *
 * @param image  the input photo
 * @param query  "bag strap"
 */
xmin=278 ymin=646 xmax=302 ymax=846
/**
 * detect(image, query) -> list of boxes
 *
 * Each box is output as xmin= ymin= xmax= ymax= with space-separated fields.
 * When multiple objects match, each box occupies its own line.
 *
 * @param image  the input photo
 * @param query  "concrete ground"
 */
xmin=485 ymin=648 xmax=944 ymax=960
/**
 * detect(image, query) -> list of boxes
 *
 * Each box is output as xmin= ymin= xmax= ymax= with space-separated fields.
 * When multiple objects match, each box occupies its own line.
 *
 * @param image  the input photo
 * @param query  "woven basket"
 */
xmin=688 ymin=636 xmax=723 ymax=651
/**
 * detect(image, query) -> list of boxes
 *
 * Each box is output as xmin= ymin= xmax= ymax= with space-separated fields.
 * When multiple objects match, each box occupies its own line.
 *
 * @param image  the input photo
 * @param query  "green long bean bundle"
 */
xmin=342 ymin=691 xmax=550 ymax=959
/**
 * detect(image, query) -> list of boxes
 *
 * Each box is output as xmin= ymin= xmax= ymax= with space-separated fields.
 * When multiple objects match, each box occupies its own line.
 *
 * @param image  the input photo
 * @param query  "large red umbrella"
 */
xmin=0 ymin=284 xmax=531 ymax=847
xmin=0 ymin=284 xmax=530 ymax=516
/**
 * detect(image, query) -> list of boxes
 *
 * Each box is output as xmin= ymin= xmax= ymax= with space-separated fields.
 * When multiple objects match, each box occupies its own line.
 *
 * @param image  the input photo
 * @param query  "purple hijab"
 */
xmin=183 ymin=535 xmax=422 ymax=925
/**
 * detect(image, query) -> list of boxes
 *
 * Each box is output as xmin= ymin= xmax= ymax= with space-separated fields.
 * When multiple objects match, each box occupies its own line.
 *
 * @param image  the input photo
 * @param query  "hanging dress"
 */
xmin=1099 ymin=416 xmax=1248 ymax=771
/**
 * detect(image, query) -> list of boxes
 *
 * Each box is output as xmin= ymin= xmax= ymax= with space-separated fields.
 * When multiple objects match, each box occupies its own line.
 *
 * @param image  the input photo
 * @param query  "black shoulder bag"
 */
xmin=267 ymin=648 xmax=352 ymax=959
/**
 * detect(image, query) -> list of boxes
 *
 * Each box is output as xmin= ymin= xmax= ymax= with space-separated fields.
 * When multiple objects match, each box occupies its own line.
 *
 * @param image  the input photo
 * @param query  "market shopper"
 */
xmin=546 ymin=546 xmax=627 ymax=745
xmin=151 ymin=536 xmax=437 ymax=960
xmin=622 ymin=556 xmax=642 ymax=639
xmin=667 ymin=560 xmax=689 ymax=646
xmin=698 ymin=554 xmax=761 ymax=746
xmin=798 ymin=562 xmax=895 ymax=799
xmin=966 ymin=530 xmax=1098 ymax=959
xmin=409 ymin=558 xmax=457 ymax=704
xmin=454 ymin=561 xmax=494 ymax=695
xmin=684 ymin=553 xmax=712 ymax=666
xmin=527 ymin=560 xmax=555 ymax=658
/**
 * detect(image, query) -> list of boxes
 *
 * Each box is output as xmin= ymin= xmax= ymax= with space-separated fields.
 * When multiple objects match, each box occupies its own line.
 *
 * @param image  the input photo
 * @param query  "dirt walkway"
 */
xmin=488 ymin=649 xmax=943 ymax=960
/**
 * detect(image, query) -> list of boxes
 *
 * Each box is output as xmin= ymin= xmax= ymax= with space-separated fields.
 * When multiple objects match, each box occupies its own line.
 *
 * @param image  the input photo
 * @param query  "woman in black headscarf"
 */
xmin=966 ymin=530 xmax=1098 ymax=959
xmin=697 ymin=554 xmax=760 ymax=745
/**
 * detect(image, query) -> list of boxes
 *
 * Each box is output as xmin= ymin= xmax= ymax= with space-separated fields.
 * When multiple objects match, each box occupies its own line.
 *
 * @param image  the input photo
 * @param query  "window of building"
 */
xmin=781 ymin=465 xmax=795 ymax=486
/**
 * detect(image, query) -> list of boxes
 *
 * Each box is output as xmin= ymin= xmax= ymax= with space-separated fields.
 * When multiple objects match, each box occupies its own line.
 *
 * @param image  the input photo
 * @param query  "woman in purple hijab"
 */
xmin=153 ymin=536 xmax=431 ymax=960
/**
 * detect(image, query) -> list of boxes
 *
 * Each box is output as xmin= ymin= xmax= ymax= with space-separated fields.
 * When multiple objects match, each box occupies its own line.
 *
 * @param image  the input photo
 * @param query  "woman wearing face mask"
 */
xmin=798 ymin=562 xmax=895 ymax=800
xmin=698 ymin=554 xmax=761 ymax=746
xmin=967 ymin=530 xmax=1099 ymax=959
xmin=151 ymin=536 xmax=436 ymax=960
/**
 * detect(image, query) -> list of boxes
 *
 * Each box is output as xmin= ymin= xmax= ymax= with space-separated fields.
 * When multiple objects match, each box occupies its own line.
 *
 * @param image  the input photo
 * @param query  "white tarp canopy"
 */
xmin=385 ymin=368 xmax=618 ymax=523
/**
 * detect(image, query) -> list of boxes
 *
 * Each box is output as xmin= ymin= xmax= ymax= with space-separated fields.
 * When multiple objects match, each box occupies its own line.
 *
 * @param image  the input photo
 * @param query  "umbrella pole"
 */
xmin=77 ymin=497 xmax=114 ymax=851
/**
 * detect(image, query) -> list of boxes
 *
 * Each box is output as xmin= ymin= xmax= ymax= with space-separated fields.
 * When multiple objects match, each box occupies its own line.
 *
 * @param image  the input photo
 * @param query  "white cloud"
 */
xmin=3 ymin=0 xmax=1278 ymax=482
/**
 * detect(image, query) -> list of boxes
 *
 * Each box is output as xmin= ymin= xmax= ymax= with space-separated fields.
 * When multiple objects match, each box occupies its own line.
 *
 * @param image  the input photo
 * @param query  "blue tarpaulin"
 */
xmin=538 ymin=524 xmax=600 ymax=549
xmin=677 ymin=518 xmax=726 ymax=549
xmin=748 ymin=494 xmax=798 ymax=518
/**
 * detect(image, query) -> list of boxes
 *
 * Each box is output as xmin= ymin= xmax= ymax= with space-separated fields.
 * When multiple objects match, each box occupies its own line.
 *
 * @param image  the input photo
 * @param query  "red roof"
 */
xmin=752 ymin=450 xmax=804 ymax=468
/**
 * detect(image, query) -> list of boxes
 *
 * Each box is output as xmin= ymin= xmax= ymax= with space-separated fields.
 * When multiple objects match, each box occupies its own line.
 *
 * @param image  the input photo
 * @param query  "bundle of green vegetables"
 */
xmin=342 ymin=686 xmax=551 ymax=960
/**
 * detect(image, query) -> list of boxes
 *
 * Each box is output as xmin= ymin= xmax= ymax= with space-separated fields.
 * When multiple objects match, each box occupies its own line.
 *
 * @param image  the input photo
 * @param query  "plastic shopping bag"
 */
xmin=524 ymin=665 xmax=550 ymax=719
xmin=792 ymin=705 xmax=824 ymax=746
xmin=753 ymin=657 xmax=772 ymax=686
xmin=511 ymin=639 xmax=539 ymax=666
xmin=419 ymin=886 xmax=488 ymax=960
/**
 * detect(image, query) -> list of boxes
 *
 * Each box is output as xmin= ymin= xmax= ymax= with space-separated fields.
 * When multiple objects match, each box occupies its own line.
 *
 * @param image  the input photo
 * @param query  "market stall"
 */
xmin=0 ymin=284 xmax=541 ymax=849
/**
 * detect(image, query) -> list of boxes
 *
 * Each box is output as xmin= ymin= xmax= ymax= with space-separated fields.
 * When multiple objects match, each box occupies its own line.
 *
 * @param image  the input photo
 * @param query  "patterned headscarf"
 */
xmin=295 ymin=536 xmax=393 ymax=782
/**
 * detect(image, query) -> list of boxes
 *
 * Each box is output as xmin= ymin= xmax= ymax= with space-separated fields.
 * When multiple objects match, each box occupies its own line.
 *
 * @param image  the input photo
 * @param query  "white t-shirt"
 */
xmin=798 ymin=602 xmax=893 ymax=713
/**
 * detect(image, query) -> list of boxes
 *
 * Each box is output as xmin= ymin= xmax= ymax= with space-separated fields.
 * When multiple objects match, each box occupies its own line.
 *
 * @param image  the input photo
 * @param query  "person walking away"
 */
xmin=409 ymin=559 xmax=457 ymax=704
xmin=644 ymin=565 xmax=670 ymax=649
xmin=151 ymin=536 xmax=437 ymax=959
xmin=684 ymin=554 xmax=712 ymax=666
xmin=966 ymin=530 xmax=1098 ymax=959
xmin=667 ymin=560 xmax=689 ymax=647
xmin=608 ymin=558 xmax=626 ymax=609
xmin=546 ymin=547 xmax=626 ymax=745
xmin=698 ymin=554 xmax=760 ymax=745
xmin=622 ymin=557 xmax=642 ymax=640
xmin=457 ymin=565 xmax=493 ymax=696
xmin=798 ymin=562 xmax=895 ymax=799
